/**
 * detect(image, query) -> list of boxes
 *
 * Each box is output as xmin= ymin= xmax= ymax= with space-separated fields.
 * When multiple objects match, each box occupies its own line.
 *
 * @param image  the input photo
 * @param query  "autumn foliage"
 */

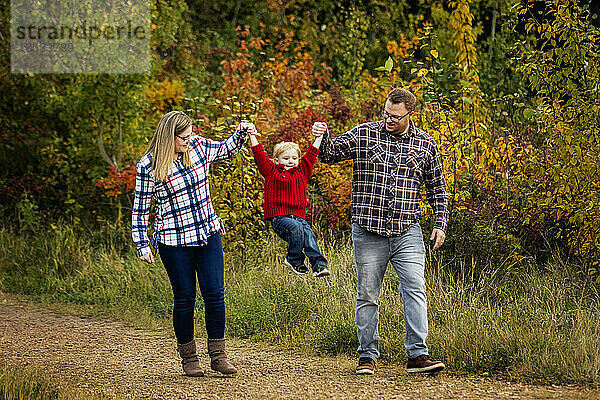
xmin=2 ymin=0 xmax=599 ymax=278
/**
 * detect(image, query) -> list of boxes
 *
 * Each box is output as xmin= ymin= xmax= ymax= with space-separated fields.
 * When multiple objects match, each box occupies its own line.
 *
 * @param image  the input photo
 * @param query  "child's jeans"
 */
xmin=270 ymin=215 xmax=328 ymax=271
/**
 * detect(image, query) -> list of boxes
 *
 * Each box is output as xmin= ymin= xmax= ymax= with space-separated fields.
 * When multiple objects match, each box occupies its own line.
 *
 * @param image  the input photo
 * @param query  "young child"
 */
xmin=248 ymin=129 xmax=330 ymax=277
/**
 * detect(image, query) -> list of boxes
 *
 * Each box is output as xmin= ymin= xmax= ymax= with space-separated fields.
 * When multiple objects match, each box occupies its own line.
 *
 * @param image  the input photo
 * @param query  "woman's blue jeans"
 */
xmin=271 ymin=215 xmax=328 ymax=271
xmin=158 ymin=233 xmax=225 ymax=344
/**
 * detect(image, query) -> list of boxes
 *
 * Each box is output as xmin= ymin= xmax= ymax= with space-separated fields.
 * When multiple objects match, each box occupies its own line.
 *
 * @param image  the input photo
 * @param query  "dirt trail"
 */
xmin=0 ymin=293 xmax=598 ymax=400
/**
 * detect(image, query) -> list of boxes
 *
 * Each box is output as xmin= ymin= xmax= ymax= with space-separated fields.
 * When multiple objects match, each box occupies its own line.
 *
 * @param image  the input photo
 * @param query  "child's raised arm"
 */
xmin=297 ymin=123 xmax=326 ymax=177
xmin=311 ymin=122 xmax=326 ymax=150
xmin=248 ymin=126 xmax=276 ymax=178
xmin=248 ymin=125 xmax=260 ymax=147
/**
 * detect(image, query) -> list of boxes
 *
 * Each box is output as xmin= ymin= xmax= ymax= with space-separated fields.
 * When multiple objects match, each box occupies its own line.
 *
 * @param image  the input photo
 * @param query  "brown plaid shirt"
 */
xmin=318 ymin=120 xmax=449 ymax=236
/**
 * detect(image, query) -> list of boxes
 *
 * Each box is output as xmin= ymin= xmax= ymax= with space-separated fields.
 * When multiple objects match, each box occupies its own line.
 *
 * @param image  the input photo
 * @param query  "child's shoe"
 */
xmin=284 ymin=258 xmax=309 ymax=275
xmin=312 ymin=264 xmax=330 ymax=277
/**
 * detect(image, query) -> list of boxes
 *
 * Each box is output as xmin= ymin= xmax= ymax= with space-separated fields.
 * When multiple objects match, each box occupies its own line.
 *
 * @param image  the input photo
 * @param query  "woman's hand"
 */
xmin=240 ymin=122 xmax=259 ymax=146
xmin=312 ymin=122 xmax=327 ymax=137
xmin=139 ymin=252 xmax=155 ymax=264
xmin=239 ymin=122 xmax=258 ymax=137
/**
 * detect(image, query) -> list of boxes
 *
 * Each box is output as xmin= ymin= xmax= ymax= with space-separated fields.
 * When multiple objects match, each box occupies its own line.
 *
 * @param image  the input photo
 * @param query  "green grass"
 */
xmin=0 ymin=363 xmax=116 ymax=400
xmin=425 ymin=258 xmax=600 ymax=383
xmin=0 ymin=223 xmax=173 ymax=331
xmin=1 ymin=223 xmax=599 ymax=385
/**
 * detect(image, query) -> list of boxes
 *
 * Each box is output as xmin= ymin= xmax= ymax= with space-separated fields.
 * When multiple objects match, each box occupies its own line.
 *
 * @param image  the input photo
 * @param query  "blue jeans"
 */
xmin=352 ymin=222 xmax=428 ymax=360
xmin=158 ymin=233 xmax=226 ymax=344
xmin=271 ymin=215 xmax=328 ymax=271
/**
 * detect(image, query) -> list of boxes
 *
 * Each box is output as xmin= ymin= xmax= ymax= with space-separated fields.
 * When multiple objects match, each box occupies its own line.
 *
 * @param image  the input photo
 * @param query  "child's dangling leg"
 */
xmin=299 ymin=218 xmax=329 ymax=277
xmin=270 ymin=215 xmax=308 ymax=274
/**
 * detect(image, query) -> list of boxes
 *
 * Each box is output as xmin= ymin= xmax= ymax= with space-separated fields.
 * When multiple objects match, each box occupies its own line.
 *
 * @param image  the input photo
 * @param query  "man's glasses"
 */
xmin=381 ymin=110 xmax=411 ymax=123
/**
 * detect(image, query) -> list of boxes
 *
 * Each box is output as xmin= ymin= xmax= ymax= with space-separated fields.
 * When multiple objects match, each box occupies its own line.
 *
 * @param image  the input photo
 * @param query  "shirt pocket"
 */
xmin=367 ymin=144 xmax=387 ymax=165
xmin=404 ymin=150 xmax=426 ymax=178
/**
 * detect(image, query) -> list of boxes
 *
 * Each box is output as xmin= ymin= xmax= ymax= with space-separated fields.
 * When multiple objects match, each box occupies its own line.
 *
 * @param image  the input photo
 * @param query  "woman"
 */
xmin=132 ymin=110 xmax=254 ymax=377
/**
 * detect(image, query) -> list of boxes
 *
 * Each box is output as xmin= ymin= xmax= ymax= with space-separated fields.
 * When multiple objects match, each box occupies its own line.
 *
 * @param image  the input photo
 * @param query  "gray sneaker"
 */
xmin=312 ymin=264 xmax=330 ymax=277
xmin=284 ymin=258 xmax=309 ymax=275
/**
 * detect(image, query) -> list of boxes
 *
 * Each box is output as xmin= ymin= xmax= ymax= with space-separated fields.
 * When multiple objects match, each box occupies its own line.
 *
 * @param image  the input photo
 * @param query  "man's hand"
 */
xmin=139 ymin=252 xmax=155 ymax=264
xmin=312 ymin=122 xmax=327 ymax=136
xmin=429 ymin=228 xmax=446 ymax=251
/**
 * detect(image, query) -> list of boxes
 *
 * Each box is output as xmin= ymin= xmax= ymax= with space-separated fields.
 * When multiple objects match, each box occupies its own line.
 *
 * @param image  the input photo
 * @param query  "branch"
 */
xmin=488 ymin=7 xmax=497 ymax=54
xmin=97 ymin=116 xmax=116 ymax=167
xmin=116 ymin=97 xmax=123 ymax=168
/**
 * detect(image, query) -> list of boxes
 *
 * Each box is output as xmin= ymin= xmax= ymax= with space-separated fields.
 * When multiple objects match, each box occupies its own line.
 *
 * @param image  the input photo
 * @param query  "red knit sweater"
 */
xmin=251 ymin=143 xmax=319 ymax=220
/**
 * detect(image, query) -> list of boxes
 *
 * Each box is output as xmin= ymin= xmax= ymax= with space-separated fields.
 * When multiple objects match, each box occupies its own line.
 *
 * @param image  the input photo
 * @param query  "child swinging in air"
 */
xmin=248 ymin=128 xmax=330 ymax=277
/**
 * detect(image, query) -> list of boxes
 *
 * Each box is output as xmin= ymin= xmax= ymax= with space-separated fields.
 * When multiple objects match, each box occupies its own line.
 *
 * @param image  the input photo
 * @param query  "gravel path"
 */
xmin=1 ymin=293 xmax=598 ymax=399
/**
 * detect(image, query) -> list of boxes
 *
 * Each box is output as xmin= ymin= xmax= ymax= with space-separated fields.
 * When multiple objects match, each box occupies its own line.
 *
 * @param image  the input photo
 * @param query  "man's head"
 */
xmin=382 ymin=88 xmax=416 ymax=135
xmin=273 ymin=141 xmax=301 ymax=170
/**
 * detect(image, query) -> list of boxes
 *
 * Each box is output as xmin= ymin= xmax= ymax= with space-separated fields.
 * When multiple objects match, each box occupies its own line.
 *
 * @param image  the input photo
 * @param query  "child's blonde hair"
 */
xmin=273 ymin=141 xmax=301 ymax=159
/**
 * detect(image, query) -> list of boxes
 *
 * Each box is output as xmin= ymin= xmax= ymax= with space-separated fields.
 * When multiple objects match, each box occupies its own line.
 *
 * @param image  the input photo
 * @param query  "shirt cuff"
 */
xmin=137 ymin=245 xmax=152 ymax=258
xmin=251 ymin=143 xmax=265 ymax=153
xmin=434 ymin=216 xmax=447 ymax=233
xmin=236 ymin=126 xmax=249 ymax=141
xmin=307 ymin=145 xmax=320 ymax=157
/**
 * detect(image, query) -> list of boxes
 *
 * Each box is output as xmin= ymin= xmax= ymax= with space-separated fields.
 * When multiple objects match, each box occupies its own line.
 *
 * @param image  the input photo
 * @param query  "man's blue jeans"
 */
xmin=352 ymin=222 xmax=429 ymax=360
xmin=271 ymin=215 xmax=328 ymax=271
xmin=158 ymin=233 xmax=226 ymax=344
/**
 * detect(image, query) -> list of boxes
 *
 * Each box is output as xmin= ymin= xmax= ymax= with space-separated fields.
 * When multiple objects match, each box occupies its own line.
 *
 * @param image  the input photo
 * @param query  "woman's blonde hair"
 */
xmin=146 ymin=111 xmax=192 ymax=181
xmin=273 ymin=141 xmax=301 ymax=160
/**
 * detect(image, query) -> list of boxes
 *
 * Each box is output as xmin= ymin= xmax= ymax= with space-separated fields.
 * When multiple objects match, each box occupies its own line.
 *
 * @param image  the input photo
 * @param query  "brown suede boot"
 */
xmin=177 ymin=340 xmax=205 ymax=377
xmin=207 ymin=338 xmax=237 ymax=374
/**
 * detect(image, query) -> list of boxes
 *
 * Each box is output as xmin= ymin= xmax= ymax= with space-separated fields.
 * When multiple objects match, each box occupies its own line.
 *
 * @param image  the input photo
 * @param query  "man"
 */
xmin=313 ymin=88 xmax=448 ymax=375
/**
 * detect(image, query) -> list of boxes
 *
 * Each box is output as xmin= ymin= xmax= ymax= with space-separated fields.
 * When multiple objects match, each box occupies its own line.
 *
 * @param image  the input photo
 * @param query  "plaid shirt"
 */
xmin=318 ymin=120 xmax=448 ymax=236
xmin=132 ymin=128 xmax=247 ymax=256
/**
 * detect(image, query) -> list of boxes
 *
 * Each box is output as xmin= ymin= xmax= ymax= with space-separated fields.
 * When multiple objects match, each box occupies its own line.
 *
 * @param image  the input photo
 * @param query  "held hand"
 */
xmin=312 ymin=122 xmax=327 ymax=137
xmin=139 ymin=252 xmax=155 ymax=264
xmin=429 ymin=228 xmax=446 ymax=251
xmin=239 ymin=122 xmax=258 ymax=137
xmin=241 ymin=122 xmax=260 ymax=146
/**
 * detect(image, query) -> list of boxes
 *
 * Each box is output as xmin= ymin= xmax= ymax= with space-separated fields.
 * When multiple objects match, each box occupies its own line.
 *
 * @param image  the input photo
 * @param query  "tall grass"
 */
xmin=224 ymin=232 xmax=359 ymax=354
xmin=426 ymin=255 xmax=600 ymax=383
xmin=0 ymin=363 xmax=116 ymax=400
xmin=1 ymin=223 xmax=599 ymax=385
xmin=0 ymin=223 xmax=173 ymax=330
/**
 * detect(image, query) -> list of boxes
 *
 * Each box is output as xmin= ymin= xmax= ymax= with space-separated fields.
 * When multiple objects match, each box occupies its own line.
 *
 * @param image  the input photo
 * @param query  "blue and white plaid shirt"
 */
xmin=132 ymin=128 xmax=247 ymax=256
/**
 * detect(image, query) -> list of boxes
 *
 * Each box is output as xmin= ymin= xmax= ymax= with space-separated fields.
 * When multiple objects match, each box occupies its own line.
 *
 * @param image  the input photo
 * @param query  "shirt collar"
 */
xmin=379 ymin=120 xmax=415 ymax=138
